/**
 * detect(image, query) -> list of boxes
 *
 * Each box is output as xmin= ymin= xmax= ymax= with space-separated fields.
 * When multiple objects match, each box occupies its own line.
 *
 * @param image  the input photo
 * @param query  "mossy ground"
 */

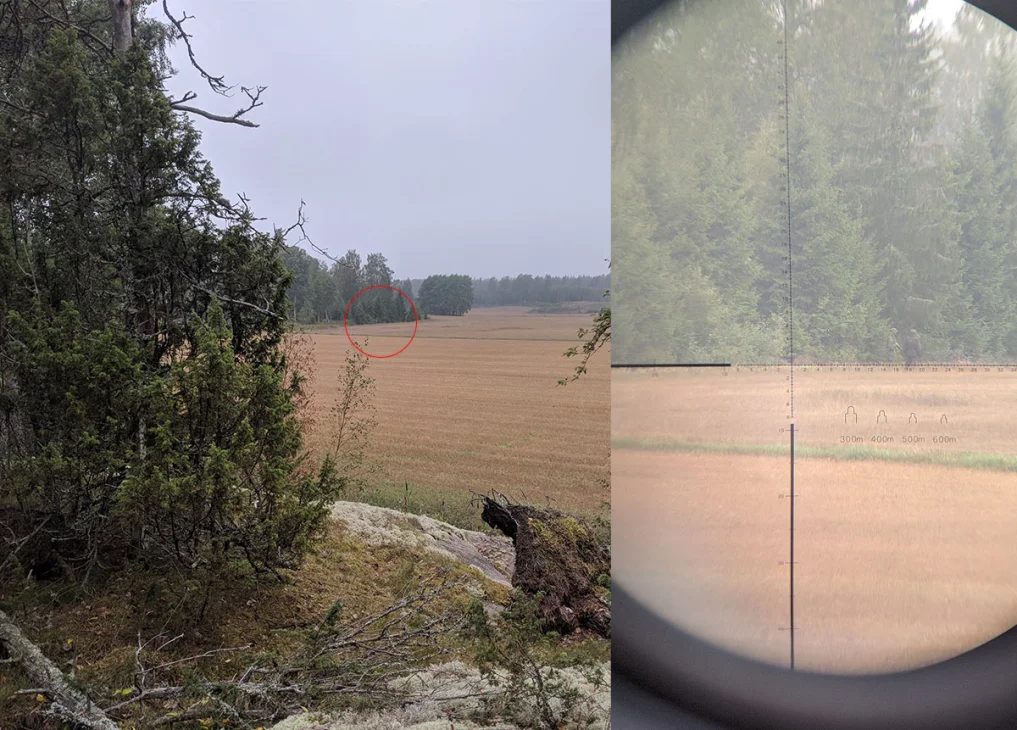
xmin=0 ymin=499 xmax=607 ymax=728
xmin=0 ymin=516 xmax=509 ymax=728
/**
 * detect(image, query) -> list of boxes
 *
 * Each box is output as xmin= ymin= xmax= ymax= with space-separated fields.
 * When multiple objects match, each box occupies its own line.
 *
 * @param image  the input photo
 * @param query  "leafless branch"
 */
xmin=160 ymin=2 xmax=265 ymax=127
xmin=165 ymin=89 xmax=196 ymax=105
xmin=279 ymin=200 xmax=356 ymax=270
xmin=149 ymin=644 xmax=252 ymax=675
xmin=2 ymin=569 xmax=478 ymax=726
xmin=168 ymin=96 xmax=262 ymax=128
xmin=161 ymin=0 xmax=231 ymax=95
xmin=150 ymin=702 xmax=215 ymax=727
xmin=192 ymin=284 xmax=283 ymax=319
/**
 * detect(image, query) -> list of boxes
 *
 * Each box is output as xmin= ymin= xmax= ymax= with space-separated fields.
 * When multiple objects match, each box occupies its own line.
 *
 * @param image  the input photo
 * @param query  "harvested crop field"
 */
xmin=613 ymin=368 xmax=1017 ymax=674
xmin=299 ymin=307 xmax=610 ymax=516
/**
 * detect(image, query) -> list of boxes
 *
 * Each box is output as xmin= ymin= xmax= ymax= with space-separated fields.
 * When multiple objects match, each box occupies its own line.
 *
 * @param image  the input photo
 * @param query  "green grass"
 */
xmin=527 ymin=302 xmax=606 ymax=315
xmin=336 ymin=332 xmax=578 ymax=342
xmin=349 ymin=479 xmax=611 ymax=548
xmin=539 ymin=634 xmax=612 ymax=667
xmin=612 ymin=436 xmax=1017 ymax=473
xmin=350 ymin=480 xmax=498 ymax=534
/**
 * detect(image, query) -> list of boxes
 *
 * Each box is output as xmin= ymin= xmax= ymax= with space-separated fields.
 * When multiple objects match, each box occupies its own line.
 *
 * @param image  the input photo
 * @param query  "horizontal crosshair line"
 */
xmin=611 ymin=362 xmax=732 ymax=368
xmin=612 ymin=361 xmax=1017 ymax=369
xmin=719 ymin=362 xmax=1017 ymax=368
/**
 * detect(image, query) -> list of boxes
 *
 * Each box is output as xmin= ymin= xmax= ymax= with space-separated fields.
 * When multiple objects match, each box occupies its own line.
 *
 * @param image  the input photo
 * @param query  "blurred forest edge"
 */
xmin=283 ymin=245 xmax=611 ymax=325
xmin=613 ymin=0 xmax=1017 ymax=365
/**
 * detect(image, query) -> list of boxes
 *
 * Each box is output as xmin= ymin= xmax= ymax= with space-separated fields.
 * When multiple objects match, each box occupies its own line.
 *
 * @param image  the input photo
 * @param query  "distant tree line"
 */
xmin=417 ymin=274 xmax=475 ymax=316
xmin=282 ymin=247 xmax=416 ymax=325
xmin=408 ymin=274 xmax=610 ymax=308
xmin=283 ymin=255 xmax=613 ymax=323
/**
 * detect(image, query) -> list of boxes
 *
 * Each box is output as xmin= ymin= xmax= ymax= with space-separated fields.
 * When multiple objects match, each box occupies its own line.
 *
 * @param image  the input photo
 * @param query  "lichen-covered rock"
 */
xmin=329 ymin=501 xmax=514 ymax=587
xmin=267 ymin=503 xmax=611 ymax=730
xmin=269 ymin=660 xmax=611 ymax=730
xmin=272 ymin=715 xmax=515 ymax=730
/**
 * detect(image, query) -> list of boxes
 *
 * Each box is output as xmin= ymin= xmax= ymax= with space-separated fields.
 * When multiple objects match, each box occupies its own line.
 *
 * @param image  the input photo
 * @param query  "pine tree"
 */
xmin=952 ymin=39 xmax=1017 ymax=357
xmin=786 ymin=95 xmax=885 ymax=360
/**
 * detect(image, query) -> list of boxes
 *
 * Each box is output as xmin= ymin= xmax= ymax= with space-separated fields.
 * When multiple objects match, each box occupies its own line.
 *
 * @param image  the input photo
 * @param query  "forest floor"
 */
xmin=613 ymin=367 xmax=1017 ymax=675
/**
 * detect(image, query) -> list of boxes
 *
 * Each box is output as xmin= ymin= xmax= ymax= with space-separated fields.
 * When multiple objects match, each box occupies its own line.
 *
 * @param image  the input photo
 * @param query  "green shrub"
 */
xmin=2 ymin=299 xmax=344 ymax=585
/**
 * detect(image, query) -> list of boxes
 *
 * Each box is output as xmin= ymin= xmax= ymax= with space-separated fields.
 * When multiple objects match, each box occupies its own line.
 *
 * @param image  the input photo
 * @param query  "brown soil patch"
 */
xmin=614 ymin=367 xmax=1017 ymax=453
xmin=613 ymin=368 xmax=1017 ymax=674
xmin=303 ymin=308 xmax=611 ymax=514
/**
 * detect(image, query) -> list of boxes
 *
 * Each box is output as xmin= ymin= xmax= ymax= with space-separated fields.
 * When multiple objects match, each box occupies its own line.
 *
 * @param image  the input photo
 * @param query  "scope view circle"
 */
xmin=612 ymin=0 xmax=1017 ymax=728
xmin=343 ymin=285 xmax=419 ymax=358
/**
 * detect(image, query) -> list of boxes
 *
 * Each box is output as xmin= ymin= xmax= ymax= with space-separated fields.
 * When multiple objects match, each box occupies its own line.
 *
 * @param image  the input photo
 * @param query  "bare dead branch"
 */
xmin=150 ymin=702 xmax=214 ymax=727
xmin=165 ymin=89 xmax=196 ymax=105
xmin=2 ymin=568 xmax=480 ymax=725
xmin=279 ymin=200 xmax=356 ymax=270
xmin=160 ymin=2 xmax=267 ymax=127
xmin=161 ymin=0 xmax=231 ymax=95
xmin=26 ymin=0 xmax=113 ymax=55
xmin=168 ymin=100 xmax=261 ymax=128
xmin=104 ymin=679 xmax=303 ymax=716
xmin=148 ymin=643 xmax=252 ymax=675
xmin=192 ymin=285 xmax=283 ymax=319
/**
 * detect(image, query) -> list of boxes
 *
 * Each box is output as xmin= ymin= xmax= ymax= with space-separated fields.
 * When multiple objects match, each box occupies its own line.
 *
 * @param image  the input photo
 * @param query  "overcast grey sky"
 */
xmin=162 ymin=1 xmax=609 ymax=281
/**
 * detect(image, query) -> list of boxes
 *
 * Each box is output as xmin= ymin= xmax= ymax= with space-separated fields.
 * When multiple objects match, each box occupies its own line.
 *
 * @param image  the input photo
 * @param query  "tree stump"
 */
xmin=481 ymin=496 xmax=610 ymax=638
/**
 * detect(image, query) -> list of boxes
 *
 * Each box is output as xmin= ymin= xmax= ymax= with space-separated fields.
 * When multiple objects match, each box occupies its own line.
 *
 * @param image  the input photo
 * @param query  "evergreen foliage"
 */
xmin=0 ymin=6 xmax=360 ymax=586
xmin=281 ymin=247 xmax=416 ymax=325
xmin=417 ymin=274 xmax=475 ymax=316
xmin=469 ymin=274 xmax=611 ymax=307
xmin=614 ymin=0 xmax=1017 ymax=364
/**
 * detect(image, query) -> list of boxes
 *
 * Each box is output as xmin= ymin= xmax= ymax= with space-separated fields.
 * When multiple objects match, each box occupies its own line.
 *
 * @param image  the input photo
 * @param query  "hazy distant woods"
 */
xmin=614 ymin=0 xmax=1017 ymax=364
xmin=283 ymin=247 xmax=611 ymax=324
xmin=468 ymin=274 xmax=611 ymax=307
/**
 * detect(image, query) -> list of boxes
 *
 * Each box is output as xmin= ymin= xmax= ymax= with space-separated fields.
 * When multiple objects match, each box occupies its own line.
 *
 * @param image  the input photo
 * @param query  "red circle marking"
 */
xmin=343 ymin=285 xmax=419 ymax=358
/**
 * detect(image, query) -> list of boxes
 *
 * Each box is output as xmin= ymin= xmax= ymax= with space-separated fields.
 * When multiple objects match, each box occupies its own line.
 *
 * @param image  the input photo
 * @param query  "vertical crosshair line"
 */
xmin=782 ymin=0 xmax=794 ymax=415
xmin=781 ymin=0 xmax=796 ymax=672
xmin=790 ymin=422 xmax=796 ymax=670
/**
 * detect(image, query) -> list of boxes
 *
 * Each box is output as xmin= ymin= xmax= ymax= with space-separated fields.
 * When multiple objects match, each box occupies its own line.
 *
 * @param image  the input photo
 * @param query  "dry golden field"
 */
xmin=299 ymin=307 xmax=610 ymax=515
xmin=613 ymin=367 xmax=1017 ymax=674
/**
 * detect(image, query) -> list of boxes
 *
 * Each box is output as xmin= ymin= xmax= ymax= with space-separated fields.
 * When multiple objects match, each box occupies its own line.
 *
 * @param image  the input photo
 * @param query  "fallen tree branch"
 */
xmin=0 ymin=608 xmax=121 ymax=730
xmin=150 ymin=699 xmax=240 ymax=727
xmin=1 ymin=568 xmax=479 ymax=726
